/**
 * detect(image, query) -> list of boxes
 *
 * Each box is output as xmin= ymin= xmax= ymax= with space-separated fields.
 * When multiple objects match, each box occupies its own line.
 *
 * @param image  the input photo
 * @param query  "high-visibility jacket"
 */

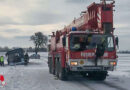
xmin=0 ymin=56 xmax=4 ymax=62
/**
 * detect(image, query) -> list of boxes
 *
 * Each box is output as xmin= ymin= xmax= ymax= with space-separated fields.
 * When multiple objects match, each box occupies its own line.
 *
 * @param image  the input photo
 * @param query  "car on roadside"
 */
xmin=29 ymin=54 xmax=40 ymax=59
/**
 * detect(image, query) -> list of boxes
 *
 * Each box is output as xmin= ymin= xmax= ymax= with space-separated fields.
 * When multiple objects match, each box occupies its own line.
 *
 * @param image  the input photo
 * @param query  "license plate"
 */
xmin=83 ymin=66 xmax=102 ymax=70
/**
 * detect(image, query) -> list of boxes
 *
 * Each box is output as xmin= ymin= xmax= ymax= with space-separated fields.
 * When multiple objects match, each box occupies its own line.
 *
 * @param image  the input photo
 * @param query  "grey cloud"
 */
xmin=66 ymin=0 xmax=94 ymax=3
xmin=114 ymin=13 xmax=130 ymax=26
xmin=0 ymin=16 xmax=19 ymax=25
xmin=4 ymin=29 xmax=21 ymax=33
xmin=21 ymin=10 xmax=65 ymax=25
xmin=0 ymin=36 xmax=33 ymax=48
xmin=14 ymin=36 xmax=30 ymax=39
xmin=0 ymin=0 xmax=30 ymax=8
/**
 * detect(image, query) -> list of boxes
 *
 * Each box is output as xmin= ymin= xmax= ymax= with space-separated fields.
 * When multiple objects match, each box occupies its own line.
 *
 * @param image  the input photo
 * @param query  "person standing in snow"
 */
xmin=24 ymin=53 xmax=29 ymax=65
xmin=0 ymin=56 xmax=4 ymax=66
xmin=0 ymin=57 xmax=1 ymax=66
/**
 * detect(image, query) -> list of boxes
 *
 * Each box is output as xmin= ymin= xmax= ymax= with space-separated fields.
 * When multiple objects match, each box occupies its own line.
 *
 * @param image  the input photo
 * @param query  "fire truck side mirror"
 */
xmin=62 ymin=36 xmax=66 ymax=47
xmin=115 ymin=36 xmax=119 ymax=48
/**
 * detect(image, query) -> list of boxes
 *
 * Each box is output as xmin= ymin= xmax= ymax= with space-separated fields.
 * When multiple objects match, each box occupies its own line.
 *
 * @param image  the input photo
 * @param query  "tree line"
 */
xmin=0 ymin=47 xmax=47 ymax=52
xmin=118 ymin=51 xmax=130 ymax=54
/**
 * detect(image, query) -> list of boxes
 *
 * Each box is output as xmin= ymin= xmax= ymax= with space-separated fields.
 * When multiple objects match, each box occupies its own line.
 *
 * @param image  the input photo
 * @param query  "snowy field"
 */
xmin=0 ymin=52 xmax=130 ymax=90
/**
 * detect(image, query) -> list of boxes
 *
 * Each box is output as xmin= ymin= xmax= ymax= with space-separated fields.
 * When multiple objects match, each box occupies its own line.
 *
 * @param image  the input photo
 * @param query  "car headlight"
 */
xmin=70 ymin=61 xmax=78 ymax=66
xmin=110 ymin=61 xmax=116 ymax=66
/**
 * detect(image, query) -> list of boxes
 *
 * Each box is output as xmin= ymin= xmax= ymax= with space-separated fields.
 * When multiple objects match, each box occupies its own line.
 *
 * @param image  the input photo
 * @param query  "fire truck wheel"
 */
xmin=58 ymin=61 xmax=67 ymax=80
xmin=55 ymin=59 xmax=59 ymax=77
xmin=88 ymin=71 xmax=107 ymax=81
xmin=52 ymin=68 xmax=55 ymax=75
xmin=81 ymin=72 xmax=87 ymax=77
xmin=49 ymin=59 xmax=52 ymax=74
xmin=49 ymin=58 xmax=55 ymax=74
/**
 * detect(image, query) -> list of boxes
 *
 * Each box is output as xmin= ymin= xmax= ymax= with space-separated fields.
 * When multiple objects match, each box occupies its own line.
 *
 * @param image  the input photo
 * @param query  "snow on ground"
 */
xmin=0 ymin=52 xmax=130 ymax=90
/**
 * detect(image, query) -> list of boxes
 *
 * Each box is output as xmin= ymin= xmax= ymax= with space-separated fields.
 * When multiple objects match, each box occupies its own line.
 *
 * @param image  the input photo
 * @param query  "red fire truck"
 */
xmin=48 ymin=0 xmax=118 ymax=80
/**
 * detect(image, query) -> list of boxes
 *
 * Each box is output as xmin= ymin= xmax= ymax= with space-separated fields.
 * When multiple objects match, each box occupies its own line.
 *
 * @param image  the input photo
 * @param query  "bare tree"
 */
xmin=30 ymin=32 xmax=48 ymax=54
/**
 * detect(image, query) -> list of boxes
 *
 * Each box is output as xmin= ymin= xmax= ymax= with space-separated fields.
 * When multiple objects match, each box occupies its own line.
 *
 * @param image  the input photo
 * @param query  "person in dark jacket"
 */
xmin=95 ymin=38 xmax=105 ymax=66
xmin=24 ymin=53 xmax=29 ymax=65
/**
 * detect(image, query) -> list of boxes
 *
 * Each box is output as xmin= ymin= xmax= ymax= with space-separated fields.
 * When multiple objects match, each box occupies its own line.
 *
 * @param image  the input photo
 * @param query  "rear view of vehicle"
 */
xmin=6 ymin=48 xmax=29 ymax=65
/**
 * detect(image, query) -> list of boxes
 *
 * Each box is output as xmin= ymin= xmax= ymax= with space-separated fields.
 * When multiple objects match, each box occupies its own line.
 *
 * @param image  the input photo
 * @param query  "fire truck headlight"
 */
xmin=70 ymin=61 xmax=78 ymax=66
xmin=110 ymin=61 xmax=116 ymax=66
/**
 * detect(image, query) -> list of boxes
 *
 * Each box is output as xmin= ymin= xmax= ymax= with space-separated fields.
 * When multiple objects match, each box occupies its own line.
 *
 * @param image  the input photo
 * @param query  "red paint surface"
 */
xmin=0 ymin=74 xmax=4 ymax=82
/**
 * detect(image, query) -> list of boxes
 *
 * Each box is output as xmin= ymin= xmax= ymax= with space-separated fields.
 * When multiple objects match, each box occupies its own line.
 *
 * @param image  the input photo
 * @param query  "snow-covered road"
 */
xmin=0 ymin=52 xmax=130 ymax=90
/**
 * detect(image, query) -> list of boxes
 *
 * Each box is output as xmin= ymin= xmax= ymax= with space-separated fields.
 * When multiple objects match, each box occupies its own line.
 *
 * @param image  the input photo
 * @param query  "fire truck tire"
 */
xmin=55 ymin=59 xmax=59 ymax=77
xmin=52 ymin=68 xmax=55 ymax=75
xmin=58 ymin=61 xmax=67 ymax=80
xmin=49 ymin=57 xmax=55 ymax=75
xmin=88 ymin=71 xmax=107 ymax=81
xmin=49 ymin=58 xmax=52 ymax=74
xmin=81 ymin=72 xmax=87 ymax=77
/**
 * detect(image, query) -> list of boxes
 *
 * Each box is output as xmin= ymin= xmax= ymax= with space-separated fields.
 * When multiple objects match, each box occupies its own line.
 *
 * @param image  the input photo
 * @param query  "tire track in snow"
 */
xmin=75 ymin=81 xmax=95 ymax=90
xmin=75 ymin=79 xmax=114 ymax=90
xmin=102 ymin=81 xmax=128 ymax=90
xmin=69 ymin=76 xmax=127 ymax=90
xmin=67 ymin=76 xmax=95 ymax=90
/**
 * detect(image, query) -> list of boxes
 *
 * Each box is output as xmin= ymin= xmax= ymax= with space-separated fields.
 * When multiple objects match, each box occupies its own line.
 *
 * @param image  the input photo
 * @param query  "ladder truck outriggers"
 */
xmin=48 ymin=0 xmax=118 ymax=81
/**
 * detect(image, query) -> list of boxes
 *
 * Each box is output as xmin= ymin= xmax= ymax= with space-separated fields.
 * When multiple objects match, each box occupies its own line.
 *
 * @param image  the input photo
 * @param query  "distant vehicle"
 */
xmin=29 ymin=54 xmax=40 ymax=59
xmin=6 ymin=48 xmax=29 ymax=65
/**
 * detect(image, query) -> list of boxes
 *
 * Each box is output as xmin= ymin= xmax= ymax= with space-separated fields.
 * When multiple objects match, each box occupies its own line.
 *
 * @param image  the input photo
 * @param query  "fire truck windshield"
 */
xmin=70 ymin=34 xmax=114 ymax=51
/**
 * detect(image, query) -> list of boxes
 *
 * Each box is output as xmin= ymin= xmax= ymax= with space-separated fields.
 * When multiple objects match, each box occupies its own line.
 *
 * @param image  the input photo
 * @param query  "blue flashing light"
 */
xmin=72 ymin=27 xmax=77 ymax=31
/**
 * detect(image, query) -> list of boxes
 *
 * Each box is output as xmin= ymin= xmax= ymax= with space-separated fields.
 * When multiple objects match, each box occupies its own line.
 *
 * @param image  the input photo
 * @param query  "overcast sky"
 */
xmin=0 ymin=0 xmax=129 ymax=50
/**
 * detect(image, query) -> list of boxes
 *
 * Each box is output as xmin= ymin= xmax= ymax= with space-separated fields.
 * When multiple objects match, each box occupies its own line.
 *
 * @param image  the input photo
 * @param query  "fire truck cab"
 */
xmin=65 ymin=31 xmax=117 ymax=71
